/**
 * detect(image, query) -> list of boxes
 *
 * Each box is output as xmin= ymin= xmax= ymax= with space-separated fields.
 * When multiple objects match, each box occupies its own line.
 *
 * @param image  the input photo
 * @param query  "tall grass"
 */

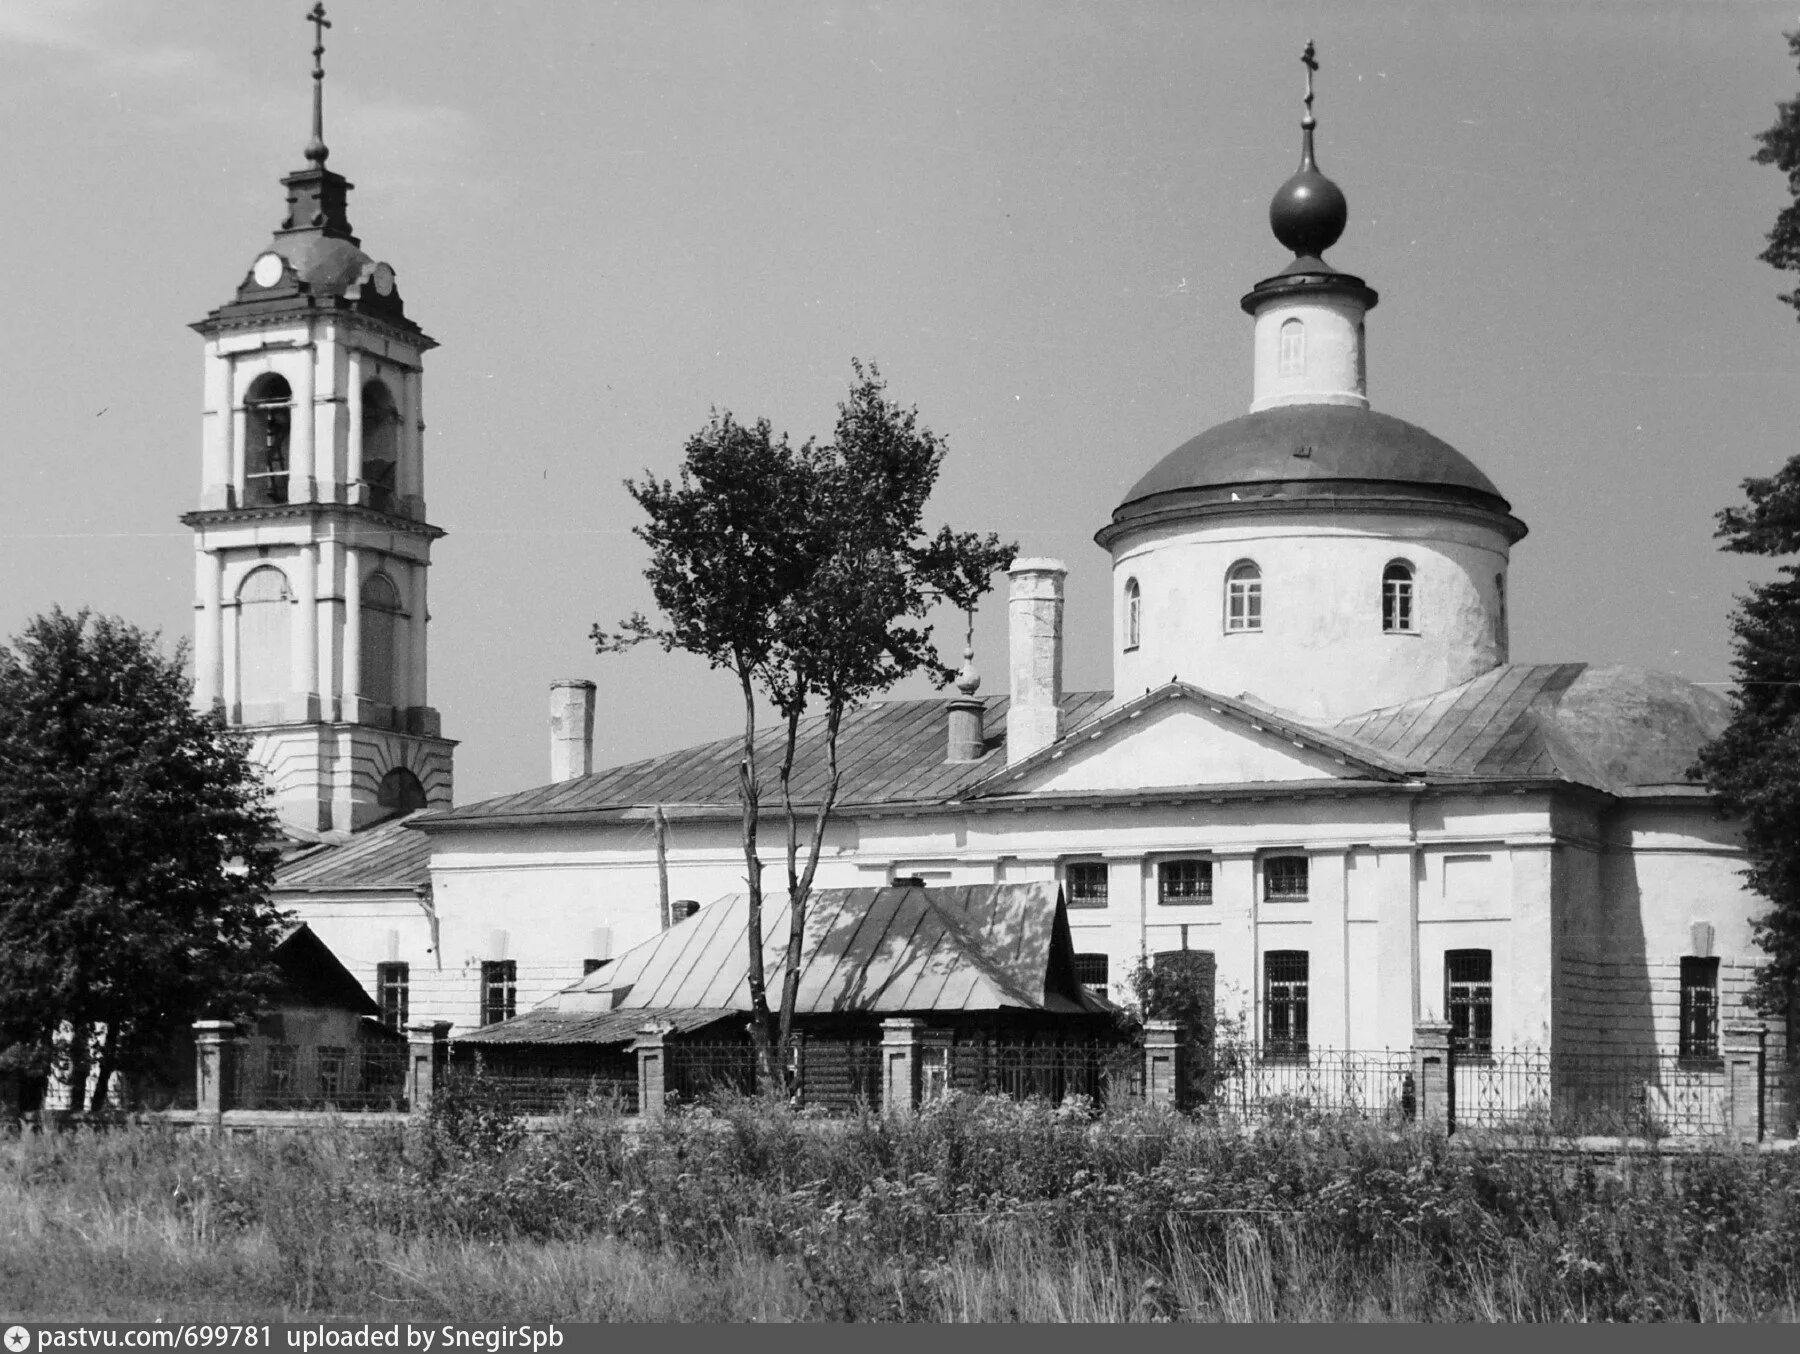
xmin=3 ymin=1093 xmax=1799 ymax=1321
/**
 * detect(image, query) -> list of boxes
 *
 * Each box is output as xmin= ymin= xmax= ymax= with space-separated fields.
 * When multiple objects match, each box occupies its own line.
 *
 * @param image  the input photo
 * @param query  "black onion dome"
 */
xmin=1096 ymin=404 xmax=1526 ymax=548
xmin=1270 ymin=159 xmax=1347 ymax=258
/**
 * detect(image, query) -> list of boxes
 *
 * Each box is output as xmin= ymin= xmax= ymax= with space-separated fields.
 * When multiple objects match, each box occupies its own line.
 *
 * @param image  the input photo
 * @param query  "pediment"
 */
xmin=984 ymin=684 xmax=1404 ymax=797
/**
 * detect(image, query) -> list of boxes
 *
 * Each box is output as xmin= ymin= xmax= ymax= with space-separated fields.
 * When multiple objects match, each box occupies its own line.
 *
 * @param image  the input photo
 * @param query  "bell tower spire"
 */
xmin=181 ymin=6 xmax=454 ymax=841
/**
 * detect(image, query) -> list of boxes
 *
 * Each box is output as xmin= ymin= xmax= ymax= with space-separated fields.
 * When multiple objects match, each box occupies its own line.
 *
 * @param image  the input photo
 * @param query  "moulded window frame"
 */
xmin=1123 ymin=577 xmax=1141 ymax=652
xmin=1382 ymin=558 xmax=1418 ymax=636
xmin=1063 ymin=860 xmax=1110 ymax=910
xmin=1157 ymin=857 xmax=1214 ymax=907
xmin=1224 ymin=560 xmax=1263 ymax=634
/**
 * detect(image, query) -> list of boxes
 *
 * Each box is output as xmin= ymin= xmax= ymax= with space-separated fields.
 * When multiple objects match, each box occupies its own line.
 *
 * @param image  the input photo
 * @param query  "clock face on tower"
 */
xmin=251 ymin=252 xmax=285 ymax=288
xmin=371 ymin=262 xmax=395 ymax=296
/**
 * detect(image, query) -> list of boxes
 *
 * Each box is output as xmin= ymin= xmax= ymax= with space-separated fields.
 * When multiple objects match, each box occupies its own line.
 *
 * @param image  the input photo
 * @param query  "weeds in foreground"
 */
xmin=3 ymin=1093 xmax=1799 ymax=1321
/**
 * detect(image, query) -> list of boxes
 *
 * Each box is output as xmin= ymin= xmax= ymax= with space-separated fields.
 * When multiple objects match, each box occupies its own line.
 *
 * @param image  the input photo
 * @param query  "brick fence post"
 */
xmin=634 ymin=1025 xmax=669 ymax=1122
xmin=406 ymin=1021 xmax=452 ymax=1117
xmin=881 ymin=1018 xmax=923 ymax=1115
xmin=1412 ymin=1021 xmax=1452 ymax=1132
xmin=1723 ymin=1025 xmax=1766 ymax=1144
xmin=192 ymin=1019 xmax=236 ymax=1134
xmin=1144 ymin=1020 xmax=1181 ymax=1109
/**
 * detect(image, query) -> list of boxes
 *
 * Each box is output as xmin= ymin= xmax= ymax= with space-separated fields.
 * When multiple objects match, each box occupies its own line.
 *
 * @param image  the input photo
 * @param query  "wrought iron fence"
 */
xmin=1207 ymin=1047 xmax=1415 ymax=1121
xmin=443 ymin=1065 xmax=639 ymax=1116
xmin=943 ymin=1040 xmax=1141 ymax=1108
xmin=231 ymin=1041 xmax=408 ymax=1111
xmin=665 ymin=1041 xmax=759 ymax=1104
xmin=795 ymin=1037 xmax=882 ymax=1112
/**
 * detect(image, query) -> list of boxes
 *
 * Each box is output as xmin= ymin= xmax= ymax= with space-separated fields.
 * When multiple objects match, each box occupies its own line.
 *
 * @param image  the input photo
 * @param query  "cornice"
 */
xmin=182 ymin=501 xmax=445 ymax=541
xmin=1096 ymin=485 xmax=1528 ymax=552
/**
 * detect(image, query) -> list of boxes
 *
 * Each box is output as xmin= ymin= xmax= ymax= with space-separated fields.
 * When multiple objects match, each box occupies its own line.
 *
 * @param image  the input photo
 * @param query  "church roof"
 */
xmin=415 ymin=663 xmax=1725 ymax=835
xmin=275 ymin=811 xmax=432 ymax=891
xmin=1100 ymin=404 xmax=1525 ymax=548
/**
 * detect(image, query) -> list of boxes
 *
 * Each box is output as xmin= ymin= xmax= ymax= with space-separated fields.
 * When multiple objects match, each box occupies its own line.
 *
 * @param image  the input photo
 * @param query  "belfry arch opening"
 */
xmin=377 ymin=766 xmax=428 ymax=817
xmin=243 ymin=374 xmax=293 ymax=507
xmin=361 ymin=378 xmax=401 ymax=512
xmin=360 ymin=571 xmax=406 ymax=709
xmin=235 ymin=564 xmax=291 ymax=717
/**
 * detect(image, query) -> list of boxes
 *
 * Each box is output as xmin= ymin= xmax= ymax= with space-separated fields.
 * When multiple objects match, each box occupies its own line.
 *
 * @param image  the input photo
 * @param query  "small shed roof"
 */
xmin=271 ymin=923 xmax=380 ymax=1018
xmin=456 ymin=1006 xmax=738 ymax=1046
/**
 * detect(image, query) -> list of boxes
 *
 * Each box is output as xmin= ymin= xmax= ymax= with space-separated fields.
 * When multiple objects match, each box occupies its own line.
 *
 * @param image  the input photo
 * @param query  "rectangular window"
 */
xmin=317 ymin=1046 xmax=346 ymax=1100
xmin=1065 ymin=861 xmax=1109 ymax=909
xmin=1264 ymin=951 xmax=1309 ymax=1061
xmin=1158 ymin=858 xmax=1213 ymax=905
xmin=1445 ymin=949 xmax=1493 ymax=1059
xmin=1679 ymin=956 xmax=1720 ymax=1061
xmin=376 ymin=961 xmax=409 ymax=1033
xmin=1073 ymin=953 xmax=1109 ymax=993
xmin=1264 ymin=856 xmax=1308 ymax=901
xmin=480 ymin=959 xmax=516 ymax=1027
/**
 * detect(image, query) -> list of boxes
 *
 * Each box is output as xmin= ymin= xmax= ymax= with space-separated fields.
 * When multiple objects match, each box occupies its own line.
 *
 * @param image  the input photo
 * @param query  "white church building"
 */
xmin=209 ymin=53 xmax=1769 ymax=1067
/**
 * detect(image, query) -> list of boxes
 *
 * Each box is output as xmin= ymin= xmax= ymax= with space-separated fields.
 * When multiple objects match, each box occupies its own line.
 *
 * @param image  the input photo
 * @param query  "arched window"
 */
xmin=1278 ymin=318 xmax=1305 ymax=376
xmin=1355 ymin=320 xmax=1367 ymax=391
xmin=243 ymin=374 xmax=293 ymax=506
xmin=1382 ymin=560 xmax=1415 ymax=633
xmin=1495 ymin=573 xmax=1508 ymax=652
xmin=1225 ymin=561 xmax=1262 ymax=632
xmin=235 ymin=565 xmax=291 ymax=715
xmin=1123 ymin=577 xmax=1141 ymax=650
xmin=361 ymin=378 xmax=401 ymax=512
xmin=377 ymin=767 xmax=428 ymax=815
xmin=360 ymin=571 xmax=405 ymax=708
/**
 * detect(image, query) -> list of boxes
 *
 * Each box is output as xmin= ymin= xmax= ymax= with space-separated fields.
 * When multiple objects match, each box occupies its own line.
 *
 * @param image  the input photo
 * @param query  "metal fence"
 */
xmin=231 ymin=1041 xmax=408 ymax=1111
xmin=795 ymin=1038 xmax=883 ymax=1112
xmin=1205 ymin=1048 xmax=1416 ymax=1122
xmin=664 ymin=1041 xmax=759 ymax=1104
xmin=442 ymin=1064 xmax=639 ymax=1116
xmin=943 ymin=1040 xmax=1142 ymax=1108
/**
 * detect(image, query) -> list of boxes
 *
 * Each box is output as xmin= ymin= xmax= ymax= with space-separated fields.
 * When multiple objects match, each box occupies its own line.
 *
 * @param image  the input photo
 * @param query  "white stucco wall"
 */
xmin=1110 ymin=509 xmax=1511 ymax=719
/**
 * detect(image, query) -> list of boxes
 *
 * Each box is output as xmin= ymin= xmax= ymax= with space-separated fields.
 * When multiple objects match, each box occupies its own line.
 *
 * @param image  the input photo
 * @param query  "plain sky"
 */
xmin=2 ymin=1 xmax=1799 ymax=804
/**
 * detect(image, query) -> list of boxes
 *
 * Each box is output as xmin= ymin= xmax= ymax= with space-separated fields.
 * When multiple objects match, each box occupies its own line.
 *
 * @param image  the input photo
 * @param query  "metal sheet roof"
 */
xmin=275 ymin=812 xmax=432 ymax=890
xmin=455 ymin=1006 xmax=738 ymax=1046
xmin=538 ymin=883 xmax=1113 ymax=1020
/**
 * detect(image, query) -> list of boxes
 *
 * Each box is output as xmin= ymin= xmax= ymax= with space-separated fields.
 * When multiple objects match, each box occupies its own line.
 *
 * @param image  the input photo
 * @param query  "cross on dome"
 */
xmin=305 ymin=3 xmax=332 ymax=166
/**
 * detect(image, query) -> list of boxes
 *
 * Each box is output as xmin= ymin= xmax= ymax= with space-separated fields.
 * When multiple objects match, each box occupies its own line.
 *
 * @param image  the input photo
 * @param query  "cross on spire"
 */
xmin=1301 ymin=40 xmax=1318 ymax=131
xmin=305 ymin=3 xmax=331 ymax=165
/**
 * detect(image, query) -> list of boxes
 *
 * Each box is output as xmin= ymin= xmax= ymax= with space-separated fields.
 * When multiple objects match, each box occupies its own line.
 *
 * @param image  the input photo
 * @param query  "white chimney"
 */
xmin=1007 ymin=558 xmax=1067 ymax=764
xmin=549 ymin=679 xmax=596 ymax=782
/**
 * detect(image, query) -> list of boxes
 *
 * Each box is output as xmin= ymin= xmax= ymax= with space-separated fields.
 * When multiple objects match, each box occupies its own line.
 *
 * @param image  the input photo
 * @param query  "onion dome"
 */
xmin=1270 ymin=132 xmax=1347 ymax=260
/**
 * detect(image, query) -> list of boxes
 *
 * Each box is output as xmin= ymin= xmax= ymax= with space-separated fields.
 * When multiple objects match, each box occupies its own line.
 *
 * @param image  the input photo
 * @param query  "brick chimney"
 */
xmin=1007 ymin=558 xmax=1066 ymax=764
xmin=549 ymin=679 xmax=596 ymax=782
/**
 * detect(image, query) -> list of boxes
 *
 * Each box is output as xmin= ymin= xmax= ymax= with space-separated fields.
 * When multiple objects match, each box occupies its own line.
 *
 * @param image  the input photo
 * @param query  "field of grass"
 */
xmin=4 ymin=1088 xmax=1800 ymax=1322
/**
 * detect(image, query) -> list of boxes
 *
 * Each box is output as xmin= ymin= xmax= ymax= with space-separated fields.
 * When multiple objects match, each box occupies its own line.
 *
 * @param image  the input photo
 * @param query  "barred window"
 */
xmin=1073 ymin=953 xmax=1109 ymax=994
xmin=1264 ymin=856 xmax=1308 ymax=901
xmin=1226 ymin=561 xmax=1263 ymax=632
xmin=1065 ymin=861 xmax=1109 ymax=909
xmin=376 ymin=961 xmax=409 ymax=1032
xmin=1679 ymin=957 xmax=1720 ymax=1061
xmin=1445 ymin=949 xmax=1493 ymax=1059
xmin=1382 ymin=560 xmax=1415 ymax=633
xmin=1264 ymin=951 xmax=1309 ymax=1061
xmin=480 ymin=959 xmax=516 ymax=1026
xmin=1158 ymin=858 xmax=1213 ymax=905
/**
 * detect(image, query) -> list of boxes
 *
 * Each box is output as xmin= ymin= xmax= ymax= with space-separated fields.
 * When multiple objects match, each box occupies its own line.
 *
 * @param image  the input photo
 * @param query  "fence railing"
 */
xmin=943 ymin=1040 xmax=1142 ymax=1108
xmin=443 ymin=1064 xmax=639 ymax=1116
xmin=1204 ymin=1048 xmax=1416 ymax=1121
xmin=231 ymin=1041 xmax=408 ymax=1111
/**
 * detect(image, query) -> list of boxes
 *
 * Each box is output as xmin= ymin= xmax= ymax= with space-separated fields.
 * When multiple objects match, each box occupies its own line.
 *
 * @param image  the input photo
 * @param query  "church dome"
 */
xmin=1098 ymin=404 xmax=1526 ymax=547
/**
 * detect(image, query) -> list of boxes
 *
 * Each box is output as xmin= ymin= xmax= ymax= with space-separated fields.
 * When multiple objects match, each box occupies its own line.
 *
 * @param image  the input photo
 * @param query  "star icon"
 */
xmin=5 ymin=1327 xmax=31 ymax=1353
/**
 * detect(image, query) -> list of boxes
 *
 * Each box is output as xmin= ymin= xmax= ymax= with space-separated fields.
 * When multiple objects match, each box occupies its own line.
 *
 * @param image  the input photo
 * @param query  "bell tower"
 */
xmin=183 ymin=5 xmax=453 ymax=838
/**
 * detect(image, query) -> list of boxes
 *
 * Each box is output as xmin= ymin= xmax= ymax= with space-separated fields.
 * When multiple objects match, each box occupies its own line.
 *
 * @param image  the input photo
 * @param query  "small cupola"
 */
xmin=1241 ymin=43 xmax=1378 ymax=413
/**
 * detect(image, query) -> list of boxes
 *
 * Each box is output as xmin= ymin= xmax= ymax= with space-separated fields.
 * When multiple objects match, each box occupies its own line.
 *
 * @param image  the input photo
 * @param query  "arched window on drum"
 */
xmin=1225 ymin=560 xmax=1262 ymax=632
xmin=235 ymin=565 xmax=291 ymax=717
xmin=1382 ymin=560 xmax=1416 ymax=633
xmin=360 ymin=572 xmax=406 ymax=708
xmin=1123 ymin=577 xmax=1141 ymax=651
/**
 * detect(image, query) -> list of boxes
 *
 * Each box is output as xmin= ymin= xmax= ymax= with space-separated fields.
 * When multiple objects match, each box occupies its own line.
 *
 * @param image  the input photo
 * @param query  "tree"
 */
xmin=1689 ymin=42 xmax=1800 ymax=1045
xmin=595 ymin=362 xmax=1016 ymax=1088
xmin=0 ymin=609 xmax=287 ymax=1111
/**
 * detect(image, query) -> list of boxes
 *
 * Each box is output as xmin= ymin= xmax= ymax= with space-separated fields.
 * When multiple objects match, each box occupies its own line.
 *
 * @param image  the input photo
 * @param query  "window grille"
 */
xmin=1124 ymin=578 xmax=1141 ymax=650
xmin=1382 ymin=561 xmax=1415 ymax=633
xmin=376 ymin=961 xmax=409 ymax=1032
xmin=480 ymin=959 xmax=516 ymax=1026
xmin=1264 ymin=856 xmax=1308 ymax=901
xmin=1066 ymin=861 xmax=1109 ymax=909
xmin=1073 ymin=953 xmax=1109 ymax=992
xmin=1445 ymin=949 xmax=1493 ymax=1059
xmin=1158 ymin=859 xmax=1213 ymax=905
xmin=1226 ymin=562 xmax=1263 ymax=632
xmin=1679 ymin=956 xmax=1720 ymax=1061
xmin=1264 ymin=951 xmax=1309 ymax=1060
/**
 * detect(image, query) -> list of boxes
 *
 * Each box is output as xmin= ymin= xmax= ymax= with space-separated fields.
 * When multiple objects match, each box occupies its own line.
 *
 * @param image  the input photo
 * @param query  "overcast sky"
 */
xmin=3 ymin=1 xmax=1799 ymax=803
